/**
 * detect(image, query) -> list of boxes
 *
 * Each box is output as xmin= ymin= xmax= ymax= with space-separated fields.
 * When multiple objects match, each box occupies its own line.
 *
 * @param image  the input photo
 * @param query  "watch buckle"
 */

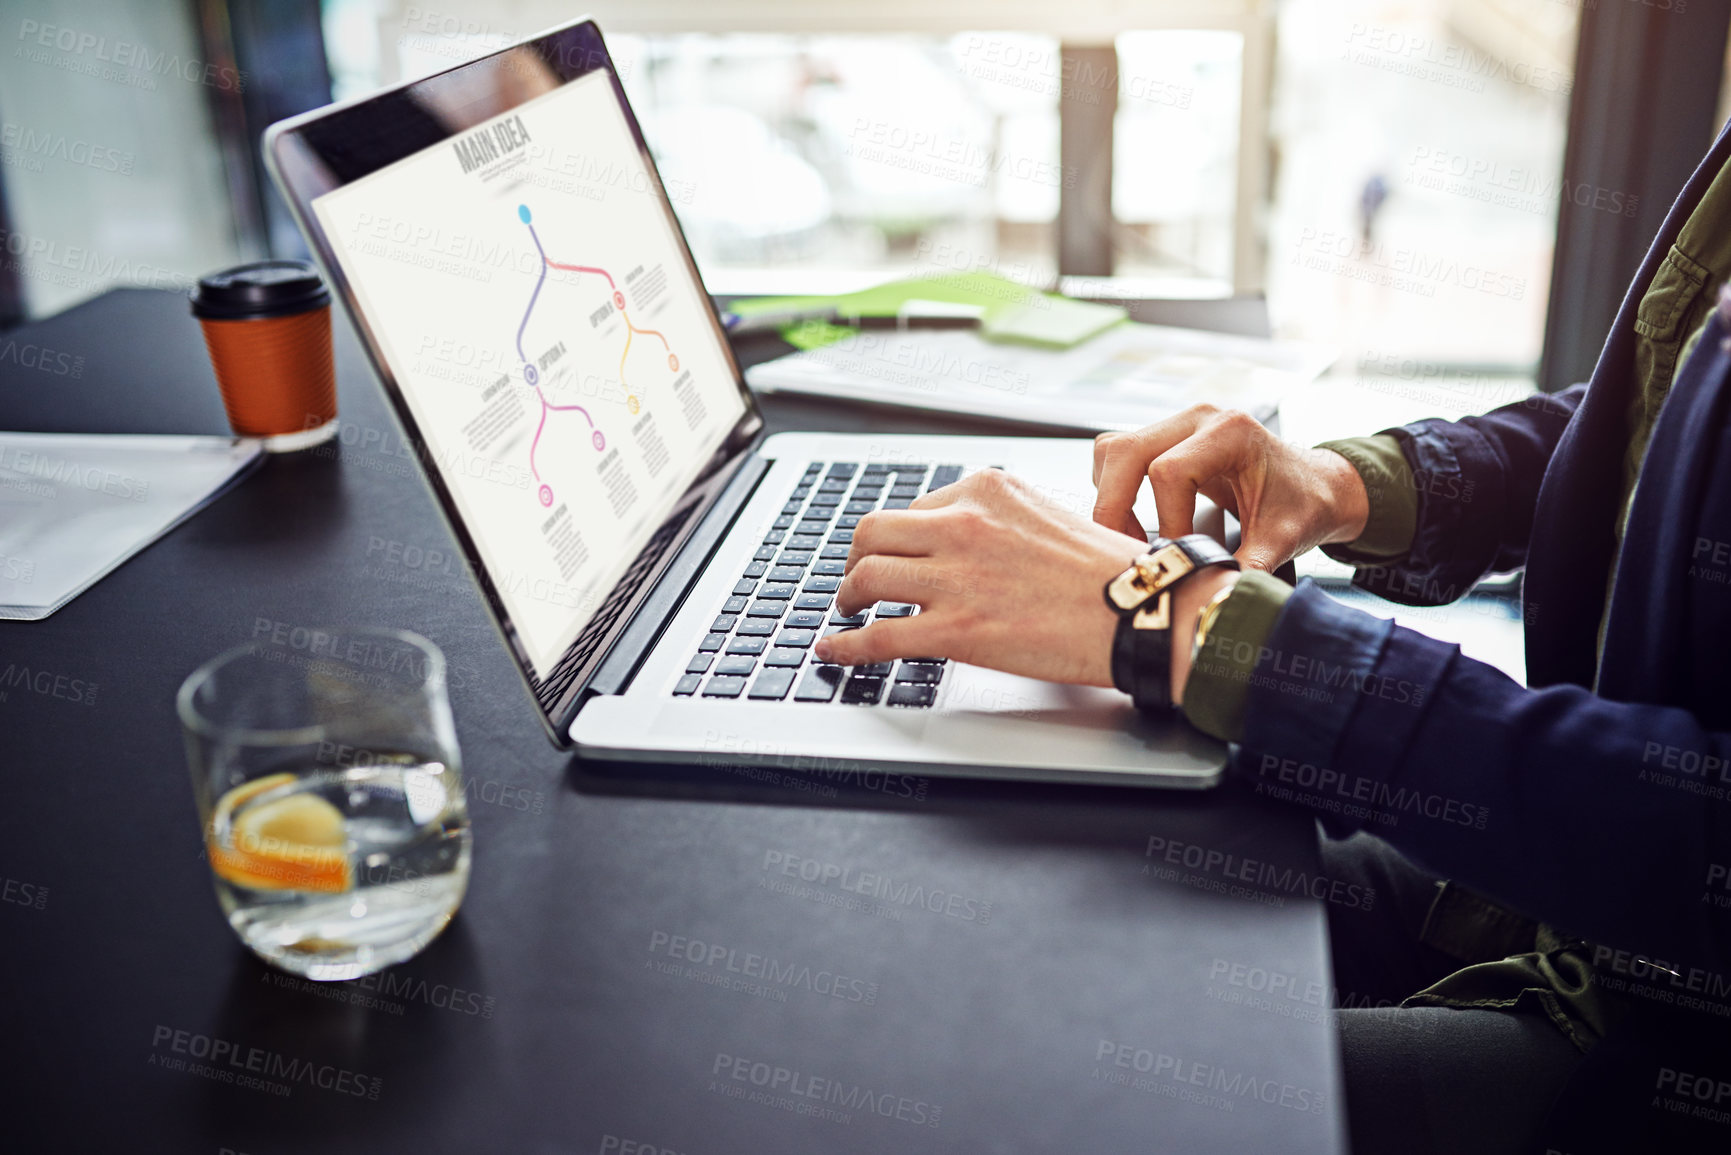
xmin=1138 ymin=544 xmax=1193 ymax=588
xmin=1107 ymin=544 xmax=1194 ymax=612
xmin=1107 ymin=569 xmax=1151 ymax=611
xmin=1132 ymin=590 xmax=1172 ymax=631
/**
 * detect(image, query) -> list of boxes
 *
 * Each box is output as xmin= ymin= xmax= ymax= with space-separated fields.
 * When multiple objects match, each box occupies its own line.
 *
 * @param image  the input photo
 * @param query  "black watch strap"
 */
xmin=1104 ymin=535 xmax=1239 ymax=713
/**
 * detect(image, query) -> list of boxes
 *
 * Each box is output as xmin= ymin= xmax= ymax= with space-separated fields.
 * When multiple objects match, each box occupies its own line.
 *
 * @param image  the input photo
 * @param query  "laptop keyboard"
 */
xmin=671 ymin=461 xmax=965 ymax=706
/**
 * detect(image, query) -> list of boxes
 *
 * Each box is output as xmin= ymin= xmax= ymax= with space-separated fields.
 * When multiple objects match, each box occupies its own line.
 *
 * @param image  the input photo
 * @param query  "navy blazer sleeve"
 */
xmin=1239 ymin=581 xmax=1731 ymax=976
xmin=1350 ymin=385 xmax=1586 ymax=607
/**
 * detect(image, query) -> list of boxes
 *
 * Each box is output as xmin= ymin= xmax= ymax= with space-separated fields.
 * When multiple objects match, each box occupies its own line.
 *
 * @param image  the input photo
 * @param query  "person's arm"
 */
xmin=1313 ymin=434 xmax=1417 ymax=563
xmin=815 ymin=468 xmax=1729 ymax=970
xmin=1226 ymin=580 xmax=1731 ymax=976
xmin=1099 ymin=392 xmax=1591 ymax=741
xmin=1327 ymin=385 xmax=1587 ymax=605
xmin=812 ymin=412 xmax=1415 ymax=739
xmin=1131 ymin=424 xmax=1417 ymax=742
xmin=1089 ymin=390 xmax=1588 ymax=608
xmin=818 ymin=401 xmax=1728 ymax=972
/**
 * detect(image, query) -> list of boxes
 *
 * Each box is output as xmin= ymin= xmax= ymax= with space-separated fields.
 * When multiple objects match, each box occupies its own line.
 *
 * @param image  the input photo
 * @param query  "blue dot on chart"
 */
xmin=517 ymin=205 xmax=531 ymax=223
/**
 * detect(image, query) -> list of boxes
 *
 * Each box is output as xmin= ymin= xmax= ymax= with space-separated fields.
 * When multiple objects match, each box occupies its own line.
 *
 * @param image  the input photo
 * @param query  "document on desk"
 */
xmin=745 ymin=321 xmax=1337 ymax=432
xmin=0 ymin=432 xmax=261 ymax=620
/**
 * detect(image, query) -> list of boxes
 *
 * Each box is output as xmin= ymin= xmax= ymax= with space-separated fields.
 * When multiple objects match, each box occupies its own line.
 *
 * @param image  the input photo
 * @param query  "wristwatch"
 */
xmin=1103 ymin=534 xmax=1239 ymax=712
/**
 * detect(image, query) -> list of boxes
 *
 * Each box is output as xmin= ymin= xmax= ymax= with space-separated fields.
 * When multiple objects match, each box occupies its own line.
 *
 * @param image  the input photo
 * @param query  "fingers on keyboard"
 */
xmin=679 ymin=462 xmax=955 ymax=710
xmin=794 ymin=665 xmax=846 ymax=702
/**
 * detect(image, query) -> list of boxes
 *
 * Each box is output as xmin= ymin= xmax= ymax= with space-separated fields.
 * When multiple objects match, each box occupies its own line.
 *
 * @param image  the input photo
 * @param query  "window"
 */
xmin=1267 ymin=0 xmax=1579 ymax=373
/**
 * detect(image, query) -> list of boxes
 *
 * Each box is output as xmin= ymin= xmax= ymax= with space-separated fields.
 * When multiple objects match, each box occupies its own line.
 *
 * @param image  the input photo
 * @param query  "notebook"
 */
xmin=0 ymin=432 xmax=261 ymax=620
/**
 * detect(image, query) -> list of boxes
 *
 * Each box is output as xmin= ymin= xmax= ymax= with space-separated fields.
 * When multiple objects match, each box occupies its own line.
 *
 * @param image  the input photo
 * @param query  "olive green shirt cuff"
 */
xmin=1181 ymin=569 xmax=1293 ymax=743
xmin=1316 ymin=435 xmax=1417 ymax=565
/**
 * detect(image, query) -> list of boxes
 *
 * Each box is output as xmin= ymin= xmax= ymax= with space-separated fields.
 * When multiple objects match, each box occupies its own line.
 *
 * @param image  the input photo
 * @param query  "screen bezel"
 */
xmin=264 ymin=17 xmax=764 ymax=746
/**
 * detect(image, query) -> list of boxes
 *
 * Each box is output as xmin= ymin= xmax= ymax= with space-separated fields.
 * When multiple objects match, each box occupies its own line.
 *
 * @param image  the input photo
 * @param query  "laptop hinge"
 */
xmin=574 ymin=441 xmax=773 ymax=710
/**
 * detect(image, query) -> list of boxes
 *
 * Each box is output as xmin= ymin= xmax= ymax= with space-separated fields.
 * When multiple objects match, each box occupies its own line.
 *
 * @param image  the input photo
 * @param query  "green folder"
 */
xmin=728 ymin=271 xmax=1126 ymax=351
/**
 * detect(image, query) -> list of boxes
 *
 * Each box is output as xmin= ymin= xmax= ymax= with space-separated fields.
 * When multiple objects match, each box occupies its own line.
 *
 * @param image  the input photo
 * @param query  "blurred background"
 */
xmin=3 ymin=0 xmax=1730 ymax=401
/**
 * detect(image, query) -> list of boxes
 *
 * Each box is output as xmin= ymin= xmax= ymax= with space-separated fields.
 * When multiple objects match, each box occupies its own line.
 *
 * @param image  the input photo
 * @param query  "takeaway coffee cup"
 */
xmin=191 ymin=260 xmax=337 ymax=452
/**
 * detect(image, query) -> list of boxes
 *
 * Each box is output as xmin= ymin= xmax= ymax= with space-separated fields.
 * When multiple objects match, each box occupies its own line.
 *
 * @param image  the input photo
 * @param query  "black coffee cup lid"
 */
xmin=191 ymin=260 xmax=331 ymax=320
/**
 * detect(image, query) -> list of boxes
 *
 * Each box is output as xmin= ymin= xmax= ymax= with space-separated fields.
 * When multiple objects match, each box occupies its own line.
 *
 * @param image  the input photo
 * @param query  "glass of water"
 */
xmin=178 ymin=627 xmax=471 ymax=981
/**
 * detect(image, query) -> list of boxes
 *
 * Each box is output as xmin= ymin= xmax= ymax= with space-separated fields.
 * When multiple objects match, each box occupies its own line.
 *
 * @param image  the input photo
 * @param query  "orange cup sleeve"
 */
xmin=199 ymin=307 xmax=337 ymax=438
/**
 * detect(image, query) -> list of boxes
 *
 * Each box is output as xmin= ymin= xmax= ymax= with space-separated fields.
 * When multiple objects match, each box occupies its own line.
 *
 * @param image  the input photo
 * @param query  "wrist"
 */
xmin=1169 ymin=568 xmax=1241 ymax=707
xmin=1085 ymin=543 xmax=1147 ymax=687
xmin=1103 ymin=537 xmax=1237 ymax=712
xmin=1313 ymin=447 xmax=1371 ymax=547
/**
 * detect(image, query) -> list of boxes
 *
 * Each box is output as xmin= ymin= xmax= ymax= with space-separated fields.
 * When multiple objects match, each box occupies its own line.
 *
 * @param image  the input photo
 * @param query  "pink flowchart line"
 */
xmin=513 ymin=203 xmax=682 ymax=506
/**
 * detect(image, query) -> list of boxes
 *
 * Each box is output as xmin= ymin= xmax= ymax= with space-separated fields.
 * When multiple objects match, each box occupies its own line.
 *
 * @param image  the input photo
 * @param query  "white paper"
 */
xmin=745 ymin=321 xmax=1337 ymax=433
xmin=0 ymin=432 xmax=262 ymax=620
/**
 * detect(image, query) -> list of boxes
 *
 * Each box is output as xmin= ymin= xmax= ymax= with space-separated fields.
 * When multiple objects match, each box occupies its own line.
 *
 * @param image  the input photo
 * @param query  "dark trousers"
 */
xmin=1320 ymin=830 xmax=1585 ymax=1155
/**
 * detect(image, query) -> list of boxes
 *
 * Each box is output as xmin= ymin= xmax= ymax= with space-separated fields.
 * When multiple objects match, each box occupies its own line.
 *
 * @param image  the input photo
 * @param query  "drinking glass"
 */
xmin=178 ymin=626 xmax=471 ymax=980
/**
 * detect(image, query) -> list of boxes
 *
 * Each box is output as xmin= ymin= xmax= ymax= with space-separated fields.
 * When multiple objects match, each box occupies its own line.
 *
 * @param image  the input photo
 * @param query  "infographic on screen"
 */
xmin=314 ymin=72 xmax=745 ymax=677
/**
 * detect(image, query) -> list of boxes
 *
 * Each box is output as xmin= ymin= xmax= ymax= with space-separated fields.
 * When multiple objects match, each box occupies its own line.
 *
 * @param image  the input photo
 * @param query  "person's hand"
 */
xmin=813 ymin=470 xmax=1147 ymax=685
xmin=1091 ymin=405 xmax=1371 ymax=572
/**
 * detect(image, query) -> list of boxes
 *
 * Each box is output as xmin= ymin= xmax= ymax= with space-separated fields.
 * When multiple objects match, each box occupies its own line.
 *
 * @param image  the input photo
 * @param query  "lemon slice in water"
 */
xmin=208 ymin=773 xmax=352 ymax=893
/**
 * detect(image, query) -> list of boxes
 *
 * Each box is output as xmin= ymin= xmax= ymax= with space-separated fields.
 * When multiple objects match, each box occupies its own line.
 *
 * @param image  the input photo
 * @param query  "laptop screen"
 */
xmin=309 ymin=67 xmax=748 ymax=683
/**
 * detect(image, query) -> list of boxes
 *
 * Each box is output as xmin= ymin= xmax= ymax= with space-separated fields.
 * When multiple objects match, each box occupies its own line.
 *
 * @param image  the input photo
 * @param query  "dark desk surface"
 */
xmin=0 ymin=289 xmax=1344 ymax=1155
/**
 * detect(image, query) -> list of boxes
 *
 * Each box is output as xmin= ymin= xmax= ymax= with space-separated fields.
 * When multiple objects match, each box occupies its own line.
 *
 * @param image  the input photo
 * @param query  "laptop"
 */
xmin=264 ymin=17 xmax=1224 ymax=788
